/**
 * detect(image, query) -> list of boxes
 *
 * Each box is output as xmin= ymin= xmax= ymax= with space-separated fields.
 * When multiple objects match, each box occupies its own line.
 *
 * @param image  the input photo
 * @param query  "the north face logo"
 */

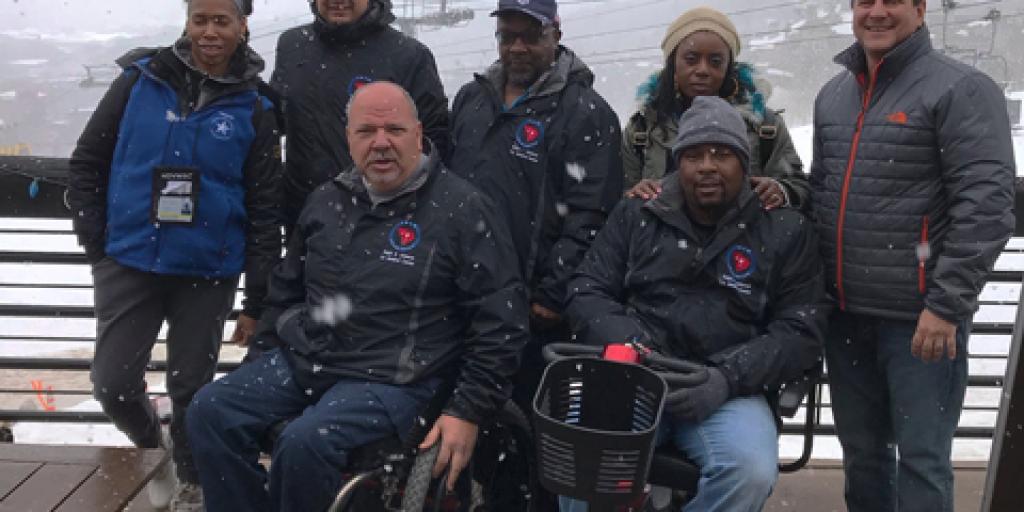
xmin=887 ymin=111 xmax=908 ymax=124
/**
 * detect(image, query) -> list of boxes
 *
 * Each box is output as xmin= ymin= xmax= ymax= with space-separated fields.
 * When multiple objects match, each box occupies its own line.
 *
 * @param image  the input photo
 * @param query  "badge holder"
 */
xmin=151 ymin=166 xmax=199 ymax=225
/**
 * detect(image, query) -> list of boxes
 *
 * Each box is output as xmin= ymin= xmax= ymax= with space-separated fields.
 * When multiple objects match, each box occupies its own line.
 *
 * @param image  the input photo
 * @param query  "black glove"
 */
xmin=664 ymin=368 xmax=730 ymax=424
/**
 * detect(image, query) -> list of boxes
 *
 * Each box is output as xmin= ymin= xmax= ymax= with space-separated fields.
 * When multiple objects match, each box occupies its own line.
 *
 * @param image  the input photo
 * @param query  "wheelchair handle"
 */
xmin=542 ymin=342 xmax=710 ymax=389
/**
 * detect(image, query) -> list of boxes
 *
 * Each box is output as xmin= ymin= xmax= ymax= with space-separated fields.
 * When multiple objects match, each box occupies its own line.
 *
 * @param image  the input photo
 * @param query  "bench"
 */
xmin=0 ymin=155 xmax=1022 ymax=509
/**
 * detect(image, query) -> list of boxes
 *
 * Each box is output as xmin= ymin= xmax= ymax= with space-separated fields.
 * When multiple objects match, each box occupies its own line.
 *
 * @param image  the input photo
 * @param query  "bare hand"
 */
xmin=911 ymin=309 xmax=957 ymax=362
xmin=625 ymin=179 xmax=662 ymax=200
xmin=418 ymin=414 xmax=480 ymax=491
xmin=230 ymin=314 xmax=258 ymax=347
xmin=750 ymin=176 xmax=786 ymax=210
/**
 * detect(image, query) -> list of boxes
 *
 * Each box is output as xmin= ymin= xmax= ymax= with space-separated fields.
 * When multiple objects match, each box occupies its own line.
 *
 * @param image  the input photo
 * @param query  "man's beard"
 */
xmin=505 ymin=62 xmax=543 ymax=89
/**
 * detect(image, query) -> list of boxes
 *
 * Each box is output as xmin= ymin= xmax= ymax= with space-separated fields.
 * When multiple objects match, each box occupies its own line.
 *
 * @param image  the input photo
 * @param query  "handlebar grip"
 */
xmin=644 ymin=351 xmax=707 ymax=375
xmin=541 ymin=343 xmax=711 ymax=389
xmin=542 ymin=343 xmax=604 ymax=363
xmin=660 ymin=370 xmax=709 ymax=389
xmin=644 ymin=351 xmax=710 ymax=389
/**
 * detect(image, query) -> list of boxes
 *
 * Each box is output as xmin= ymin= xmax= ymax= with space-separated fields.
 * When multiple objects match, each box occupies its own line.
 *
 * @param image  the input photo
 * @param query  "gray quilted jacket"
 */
xmin=810 ymin=25 xmax=1015 ymax=322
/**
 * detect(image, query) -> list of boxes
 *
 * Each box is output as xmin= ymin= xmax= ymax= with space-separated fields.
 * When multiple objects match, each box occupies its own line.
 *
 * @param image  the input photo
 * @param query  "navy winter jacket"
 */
xmin=447 ymin=47 xmax=623 ymax=312
xmin=69 ymin=42 xmax=282 ymax=316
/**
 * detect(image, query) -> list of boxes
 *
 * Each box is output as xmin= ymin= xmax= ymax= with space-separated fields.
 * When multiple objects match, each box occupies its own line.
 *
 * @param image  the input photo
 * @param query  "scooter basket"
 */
xmin=532 ymin=357 xmax=667 ymax=505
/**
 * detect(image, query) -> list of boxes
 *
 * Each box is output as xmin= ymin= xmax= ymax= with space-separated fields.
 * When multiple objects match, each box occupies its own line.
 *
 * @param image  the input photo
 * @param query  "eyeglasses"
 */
xmin=495 ymin=27 xmax=548 ymax=45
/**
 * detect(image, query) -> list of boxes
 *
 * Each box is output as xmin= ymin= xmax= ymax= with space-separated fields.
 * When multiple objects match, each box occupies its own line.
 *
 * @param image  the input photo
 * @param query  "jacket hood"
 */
xmin=118 ymin=40 xmax=265 ymax=85
xmin=646 ymin=171 xmax=756 ymax=233
xmin=480 ymin=46 xmax=595 ymax=99
xmin=116 ymin=47 xmax=161 ymax=69
xmin=834 ymin=24 xmax=932 ymax=77
xmin=169 ymin=37 xmax=265 ymax=83
xmin=311 ymin=0 xmax=396 ymax=42
xmin=633 ymin=61 xmax=768 ymax=122
xmin=335 ymin=139 xmax=440 ymax=199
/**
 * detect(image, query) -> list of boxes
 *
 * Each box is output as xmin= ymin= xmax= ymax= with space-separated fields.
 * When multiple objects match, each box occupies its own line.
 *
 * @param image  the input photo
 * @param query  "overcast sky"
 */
xmin=0 ymin=0 xmax=310 ymax=37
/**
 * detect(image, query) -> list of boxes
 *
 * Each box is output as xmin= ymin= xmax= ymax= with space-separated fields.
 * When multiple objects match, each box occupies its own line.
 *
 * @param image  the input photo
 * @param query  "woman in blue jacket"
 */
xmin=67 ymin=0 xmax=281 ymax=508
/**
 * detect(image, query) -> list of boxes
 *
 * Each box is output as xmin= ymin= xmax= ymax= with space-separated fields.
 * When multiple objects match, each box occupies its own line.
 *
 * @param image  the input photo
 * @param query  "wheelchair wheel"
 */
xmin=471 ymin=401 xmax=545 ymax=512
xmin=401 ymin=442 xmax=441 ymax=511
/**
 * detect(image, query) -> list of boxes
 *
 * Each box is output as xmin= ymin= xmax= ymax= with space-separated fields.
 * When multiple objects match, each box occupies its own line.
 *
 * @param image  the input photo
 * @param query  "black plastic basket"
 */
xmin=532 ymin=357 xmax=667 ymax=506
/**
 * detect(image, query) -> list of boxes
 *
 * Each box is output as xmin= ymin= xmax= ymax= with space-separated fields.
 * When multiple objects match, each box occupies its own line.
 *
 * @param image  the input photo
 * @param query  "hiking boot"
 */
xmin=170 ymin=483 xmax=205 ymax=511
xmin=148 ymin=429 xmax=176 ymax=509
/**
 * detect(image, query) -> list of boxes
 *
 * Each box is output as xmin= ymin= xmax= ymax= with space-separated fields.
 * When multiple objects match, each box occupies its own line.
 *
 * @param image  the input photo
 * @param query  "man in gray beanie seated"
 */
xmin=562 ymin=96 xmax=828 ymax=511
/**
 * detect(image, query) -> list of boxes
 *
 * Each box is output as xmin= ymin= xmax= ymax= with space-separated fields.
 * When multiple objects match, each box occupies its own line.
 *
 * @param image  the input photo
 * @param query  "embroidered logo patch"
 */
xmin=388 ymin=220 xmax=420 ymax=252
xmin=887 ymin=111 xmax=908 ymax=124
xmin=515 ymin=119 xmax=544 ymax=149
xmin=347 ymin=75 xmax=374 ymax=96
xmin=726 ymin=244 xmax=755 ymax=280
xmin=209 ymin=112 xmax=235 ymax=140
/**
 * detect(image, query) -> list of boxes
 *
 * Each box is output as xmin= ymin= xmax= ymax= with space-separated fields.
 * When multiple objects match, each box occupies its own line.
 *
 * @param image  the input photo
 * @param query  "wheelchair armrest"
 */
xmin=778 ymin=379 xmax=809 ymax=418
xmin=776 ymin=362 xmax=824 ymax=418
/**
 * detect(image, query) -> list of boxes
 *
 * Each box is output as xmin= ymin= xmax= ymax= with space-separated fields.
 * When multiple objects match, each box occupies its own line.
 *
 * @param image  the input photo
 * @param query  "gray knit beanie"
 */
xmin=670 ymin=96 xmax=750 ymax=173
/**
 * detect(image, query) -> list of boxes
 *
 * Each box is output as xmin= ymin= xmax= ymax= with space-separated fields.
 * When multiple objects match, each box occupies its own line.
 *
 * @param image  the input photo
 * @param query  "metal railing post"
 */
xmin=981 ymin=274 xmax=1024 ymax=511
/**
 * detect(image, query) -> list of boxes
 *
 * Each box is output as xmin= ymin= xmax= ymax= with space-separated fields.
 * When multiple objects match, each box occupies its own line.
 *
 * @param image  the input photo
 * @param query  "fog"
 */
xmin=0 ymin=0 xmax=1021 ymax=157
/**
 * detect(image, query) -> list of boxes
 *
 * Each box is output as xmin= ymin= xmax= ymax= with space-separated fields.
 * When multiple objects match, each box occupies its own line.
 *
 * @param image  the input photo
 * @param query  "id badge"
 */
xmin=152 ymin=166 xmax=199 ymax=224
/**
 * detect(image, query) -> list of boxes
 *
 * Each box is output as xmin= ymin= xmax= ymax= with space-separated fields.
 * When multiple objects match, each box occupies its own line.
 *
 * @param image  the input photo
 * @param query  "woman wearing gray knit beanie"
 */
xmin=622 ymin=6 xmax=809 ymax=212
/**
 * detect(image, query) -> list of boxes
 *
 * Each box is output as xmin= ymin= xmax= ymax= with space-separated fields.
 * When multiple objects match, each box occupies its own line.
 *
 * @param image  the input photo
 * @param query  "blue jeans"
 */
xmin=825 ymin=312 xmax=968 ymax=512
xmin=559 ymin=395 xmax=778 ymax=512
xmin=186 ymin=349 xmax=440 ymax=512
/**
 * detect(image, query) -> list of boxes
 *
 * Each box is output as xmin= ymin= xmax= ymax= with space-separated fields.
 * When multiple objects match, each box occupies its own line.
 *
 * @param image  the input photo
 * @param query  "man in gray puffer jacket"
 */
xmin=810 ymin=2 xmax=1015 ymax=511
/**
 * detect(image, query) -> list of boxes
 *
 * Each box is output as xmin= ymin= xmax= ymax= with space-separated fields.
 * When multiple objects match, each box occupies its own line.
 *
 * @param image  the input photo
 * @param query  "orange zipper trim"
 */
xmin=836 ymin=61 xmax=882 ymax=311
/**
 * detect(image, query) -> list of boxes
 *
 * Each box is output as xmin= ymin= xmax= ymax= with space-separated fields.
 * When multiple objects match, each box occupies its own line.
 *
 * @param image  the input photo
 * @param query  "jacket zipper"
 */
xmin=835 ymin=61 xmax=881 ymax=311
xmin=918 ymin=215 xmax=929 ymax=294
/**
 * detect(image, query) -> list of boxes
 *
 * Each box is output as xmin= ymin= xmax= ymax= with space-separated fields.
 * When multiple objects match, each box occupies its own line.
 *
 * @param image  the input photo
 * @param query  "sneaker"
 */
xmin=170 ymin=483 xmax=205 ymax=512
xmin=148 ymin=430 xmax=176 ymax=509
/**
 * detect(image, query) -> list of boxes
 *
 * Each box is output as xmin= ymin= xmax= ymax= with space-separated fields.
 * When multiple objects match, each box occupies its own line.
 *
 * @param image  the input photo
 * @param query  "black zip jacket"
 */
xmin=68 ymin=43 xmax=282 ymax=317
xmin=567 ymin=178 xmax=827 ymax=396
xmin=447 ymin=47 xmax=623 ymax=312
xmin=272 ymin=0 xmax=449 ymax=227
xmin=254 ymin=147 xmax=528 ymax=423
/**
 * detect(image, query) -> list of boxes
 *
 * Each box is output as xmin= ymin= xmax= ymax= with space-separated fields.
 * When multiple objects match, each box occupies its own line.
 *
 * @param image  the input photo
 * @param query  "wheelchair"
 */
xmin=260 ymin=374 xmax=540 ymax=512
xmin=535 ymin=342 xmax=821 ymax=512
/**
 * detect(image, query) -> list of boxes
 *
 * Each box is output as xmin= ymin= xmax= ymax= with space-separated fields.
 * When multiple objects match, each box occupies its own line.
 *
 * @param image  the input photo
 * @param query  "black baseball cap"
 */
xmin=491 ymin=0 xmax=558 ymax=26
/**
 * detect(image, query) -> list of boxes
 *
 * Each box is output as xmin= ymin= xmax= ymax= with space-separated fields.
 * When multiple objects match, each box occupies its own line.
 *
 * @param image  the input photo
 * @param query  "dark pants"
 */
xmin=89 ymin=257 xmax=236 ymax=483
xmin=187 ymin=349 xmax=441 ymax=512
xmin=825 ymin=311 xmax=969 ymax=512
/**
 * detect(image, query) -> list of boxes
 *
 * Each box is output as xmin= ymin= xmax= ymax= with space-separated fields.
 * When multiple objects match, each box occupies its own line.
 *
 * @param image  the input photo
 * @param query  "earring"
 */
xmin=727 ymin=77 xmax=740 ymax=100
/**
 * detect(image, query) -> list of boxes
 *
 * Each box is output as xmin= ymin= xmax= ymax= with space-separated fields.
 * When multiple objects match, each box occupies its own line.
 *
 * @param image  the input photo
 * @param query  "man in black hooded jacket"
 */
xmin=563 ymin=96 xmax=827 ymax=511
xmin=272 ymin=0 xmax=449 ymax=227
xmin=187 ymin=82 xmax=527 ymax=512
xmin=447 ymin=0 xmax=622 ymax=411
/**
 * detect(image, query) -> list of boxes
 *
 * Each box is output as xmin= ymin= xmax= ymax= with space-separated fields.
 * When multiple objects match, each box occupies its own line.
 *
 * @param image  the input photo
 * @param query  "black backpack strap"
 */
xmin=758 ymin=109 xmax=779 ymax=171
xmin=629 ymin=111 xmax=650 ymax=160
xmin=256 ymin=81 xmax=285 ymax=135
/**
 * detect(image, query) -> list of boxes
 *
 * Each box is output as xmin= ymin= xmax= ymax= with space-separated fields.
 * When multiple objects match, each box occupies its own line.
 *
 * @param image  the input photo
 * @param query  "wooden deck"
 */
xmin=0 ymin=444 xmax=164 ymax=512
xmin=766 ymin=460 xmax=989 ymax=512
